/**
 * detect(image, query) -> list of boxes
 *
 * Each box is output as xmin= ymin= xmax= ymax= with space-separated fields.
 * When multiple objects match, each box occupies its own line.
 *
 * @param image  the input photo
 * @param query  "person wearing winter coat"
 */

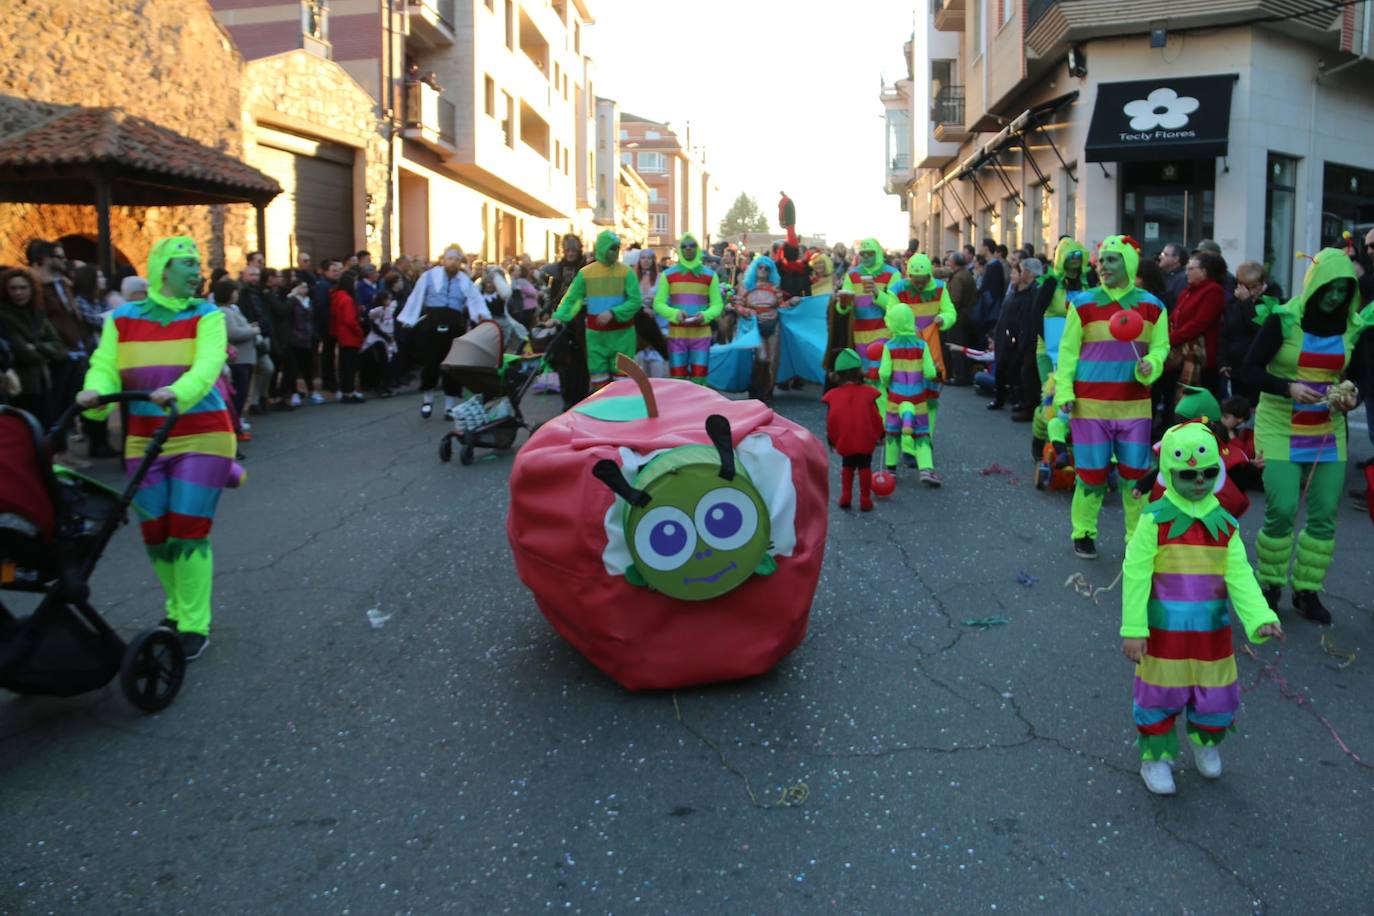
xmin=331 ymin=271 xmax=366 ymax=403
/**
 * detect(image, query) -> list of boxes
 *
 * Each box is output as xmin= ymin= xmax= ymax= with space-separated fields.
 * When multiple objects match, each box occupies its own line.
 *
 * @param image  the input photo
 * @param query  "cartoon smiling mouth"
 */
xmin=684 ymin=561 xmax=738 ymax=585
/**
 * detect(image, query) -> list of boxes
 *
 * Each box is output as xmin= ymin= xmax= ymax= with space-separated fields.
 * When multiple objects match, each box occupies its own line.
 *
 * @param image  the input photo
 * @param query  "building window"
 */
xmin=303 ymin=0 xmax=328 ymax=40
xmin=645 ymin=130 xmax=660 ymax=140
xmin=650 ymin=212 xmax=668 ymax=233
xmin=1028 ymin=182 xmax=1048 ymax=259
xmin=501 ymin=91 xmax=515 ymax=147
xmin=619 ymin=129 xmax=628 ymax=140
xmin=1321 ymin=161 xmax=1372 ymax=254
xmin=1063 ymin=167 xmax=1077 ymax=239
xmin=1003 ymin=196 xmax=1020 ymax=250
xmin=647 ymin=187 xmax=659 ymax=202
xmin=620 ymin=151 xmax=632 ymax=166
xmin=484 ymin=76 xmax=496 ymax=117
xmin=505 ymin=0 xmax=514 ymax=50
xmin=1000 ymin=0 xmax=1014 ymax=27
xmin=637 ymin=151 xmax=667 ymax=172
xmin=1265 ymin=154 xmax=1299 ymax=297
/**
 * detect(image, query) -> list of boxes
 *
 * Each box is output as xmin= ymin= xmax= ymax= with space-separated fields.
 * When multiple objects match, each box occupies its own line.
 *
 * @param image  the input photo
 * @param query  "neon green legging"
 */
xmin=1071 ymin=483 xmax=1145 ymax=542
xmin=885 ymin=433 xmax=933 ymax=470
xmin=150 ymin=545 xmax=214 ymax=636
xmin=1255 ymin=459 xmax=1343 ymax=592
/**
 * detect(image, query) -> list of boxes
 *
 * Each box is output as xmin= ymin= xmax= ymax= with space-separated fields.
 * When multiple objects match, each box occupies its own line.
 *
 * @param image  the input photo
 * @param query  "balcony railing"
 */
xmin=890 ymin=154 xmax=912 ymax=172
xmin=407 ymin=0 xmax=456 ymax=47
xmin=932 ymin=86 xmax=965 ymax=126
xmin=403 ymin=81 xmax=456 ymax=151
xmin=1027 ymin=0 xmax=1056 ymax=32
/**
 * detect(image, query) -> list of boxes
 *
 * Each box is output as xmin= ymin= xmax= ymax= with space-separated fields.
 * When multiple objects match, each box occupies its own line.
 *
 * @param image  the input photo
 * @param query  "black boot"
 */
xmin=1261 ymin=586 xmax=1282 ymax=613
xmin=1292 ymin=590 xmax=1332 ymax=625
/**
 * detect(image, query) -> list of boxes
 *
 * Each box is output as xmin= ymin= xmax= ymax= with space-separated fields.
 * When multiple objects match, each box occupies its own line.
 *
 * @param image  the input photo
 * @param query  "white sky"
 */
xmin=586 ymin=0 xmax=914 ymax=249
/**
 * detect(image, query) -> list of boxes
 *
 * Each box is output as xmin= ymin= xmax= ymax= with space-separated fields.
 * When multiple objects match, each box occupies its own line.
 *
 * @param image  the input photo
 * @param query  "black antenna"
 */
xmin=592 ymin=459 xmax=651 ymax=507
xmin=705 ymin=414 xmax=735 ymax=481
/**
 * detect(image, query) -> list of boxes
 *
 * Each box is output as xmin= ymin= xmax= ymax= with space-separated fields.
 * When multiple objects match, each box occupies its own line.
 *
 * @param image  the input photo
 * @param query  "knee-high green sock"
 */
xmin=1070 ymin=482 xmax=1105 ymax=540
xmin=1122 ymin=487 xmax=1145 ymax=543
xmin=914 ymin=438 xmax=933 ymax=471
xmin=1254 ymin=530 xmax=1293 ymax=587
xmin=1292 ymin=530 xmax=1335 ymax=593
xmin=927 ymin=400 xmax=939 ymax=435
xmin=149 ymin=555 xmax=178 ymax=619
xmin=172 ymin=543 xmax=214 ymax=636
xmin=884 ymin=434 xmax=899 ymax=468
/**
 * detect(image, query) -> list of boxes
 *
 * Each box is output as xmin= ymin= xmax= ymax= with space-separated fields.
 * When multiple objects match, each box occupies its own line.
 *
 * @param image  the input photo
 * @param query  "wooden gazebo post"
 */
xmin=94 ymin=168 xmax=114 ymax=279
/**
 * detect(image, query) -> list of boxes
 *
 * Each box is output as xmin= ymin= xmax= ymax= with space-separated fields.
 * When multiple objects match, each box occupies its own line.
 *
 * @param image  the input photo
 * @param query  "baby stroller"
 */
xmin=0 ymin=393 xmax=187 ymax=713
xmin=437 ymin=320 xmax=560 ymax=466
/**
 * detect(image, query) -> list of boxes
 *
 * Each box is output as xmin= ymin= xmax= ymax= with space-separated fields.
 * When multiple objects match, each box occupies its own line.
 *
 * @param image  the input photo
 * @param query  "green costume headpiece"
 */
xmin=147 ymin=235 xmax=202 ymax=312
xmin=1174 ymin=385 xmax=1221 ymax=423
xmin=1051 ymin=237 xmax=1087 ymax=279
xmin=833 ymin=347 xmax=862 ymax=373
xmin=1095 ymin=235 xmax=1141 ymax=300
xmin=905 ymin=253 xmax=935 ymax=289
xmin=677 ymin=233 xmax=703 ymax=271
xmin=593 ymin=230 xmax=621 ymax=266
xmin=884 ymin=296 xmax=916 ymax=336
xmin=857 ymin=238 xmax=885 ymax=276
xmin=1149 ymin=421 xmax=1236 ymax=538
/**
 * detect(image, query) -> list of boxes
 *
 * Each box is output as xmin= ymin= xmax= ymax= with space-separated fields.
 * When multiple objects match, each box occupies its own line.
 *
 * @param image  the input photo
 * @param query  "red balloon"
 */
xmin=871 ymin=470 xmax=896 ymax=498
xmin=866 ymin=341 xmax=886 ymax=361
xmin=1110 ymin=309 xmax=1144 ymax=341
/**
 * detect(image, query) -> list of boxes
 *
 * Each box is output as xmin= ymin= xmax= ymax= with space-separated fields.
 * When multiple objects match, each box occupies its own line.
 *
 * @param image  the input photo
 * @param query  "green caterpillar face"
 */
xmin=625 ymin=455 xmax=773 ymax=601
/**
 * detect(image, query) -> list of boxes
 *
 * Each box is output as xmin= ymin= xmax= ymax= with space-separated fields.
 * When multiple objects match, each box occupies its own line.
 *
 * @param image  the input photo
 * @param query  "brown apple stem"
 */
xmin=615 ymin=353 xmax=658 ymax=418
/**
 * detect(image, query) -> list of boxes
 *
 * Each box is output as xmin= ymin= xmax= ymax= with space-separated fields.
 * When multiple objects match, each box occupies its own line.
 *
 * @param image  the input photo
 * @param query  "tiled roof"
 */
xmin=0 ymin=98 xmax=280 ymax=200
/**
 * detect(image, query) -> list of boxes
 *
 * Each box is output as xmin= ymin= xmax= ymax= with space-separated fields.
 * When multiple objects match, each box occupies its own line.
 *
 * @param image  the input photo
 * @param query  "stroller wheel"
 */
xmin=438 ymin=435 xmax=453 ymax=463
xmin=459 ymin=442 xmax=476 ymax=466
xmin=119 ymin=627 xmax=186 ymax=713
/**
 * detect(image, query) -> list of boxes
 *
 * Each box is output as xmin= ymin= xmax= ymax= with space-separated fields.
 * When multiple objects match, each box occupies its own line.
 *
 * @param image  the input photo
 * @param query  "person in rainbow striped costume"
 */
xmin=1054 ymin=235 xmax=1168 ymax=560
xmin=1121 ymin=420 xmax=1282 ymax=795
xmin=77 ymin=236 xmax=245 ymax=661
xmin=1244 ymin=248 xmax=1370 ymax=625
xmin=876 ymin=301 xmax=940 ymax=487
xmin=835 ymin=239 xmax=898 ymax=387
xmin=553 ymin=230 xmax=641 ymax=391
xmin=888 ymin=253 xmax=955 ymax=432
xmin=653 ymin=234 xmax=723 ymax=385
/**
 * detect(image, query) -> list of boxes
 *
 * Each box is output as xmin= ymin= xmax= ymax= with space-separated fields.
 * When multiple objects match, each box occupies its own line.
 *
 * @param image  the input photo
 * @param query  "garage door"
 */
xmin=251 ymin=126 xmax=355 ymax=268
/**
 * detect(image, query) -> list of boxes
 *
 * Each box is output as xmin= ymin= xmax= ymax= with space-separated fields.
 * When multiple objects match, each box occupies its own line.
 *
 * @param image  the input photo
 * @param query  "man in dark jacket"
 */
xmin=313 ymin=259 xmax=343 ymax=398
xmin=944 ymin=252 xmax=978 ymax=385
xmin=543 ymin=234 xmax=589 ymax=410
xmin=990 ymin=257 xmax=1042 ymax=418
xmin=1158 ymin=242 xmax=1188 ymax=308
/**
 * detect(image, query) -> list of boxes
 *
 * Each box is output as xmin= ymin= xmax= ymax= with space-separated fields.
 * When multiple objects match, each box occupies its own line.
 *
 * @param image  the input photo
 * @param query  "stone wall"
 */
xmin=0 ymin=0 xmax=248 ymax=271
xmin=240 ymin=50 xmax=392 ymax=261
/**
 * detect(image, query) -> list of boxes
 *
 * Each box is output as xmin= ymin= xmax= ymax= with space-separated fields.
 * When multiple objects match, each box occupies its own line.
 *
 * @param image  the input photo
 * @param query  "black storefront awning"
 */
xmin=1085 ymin=75 xmax=1238 ymax=163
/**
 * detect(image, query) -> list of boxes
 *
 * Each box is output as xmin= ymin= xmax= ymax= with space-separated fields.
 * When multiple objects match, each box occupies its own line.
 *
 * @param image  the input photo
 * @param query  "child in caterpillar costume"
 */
xmin=1032 ymin=238 xmax=1088 ymax=385
xmin=835 ymin=239 xmax=898 ymax=387
xmin=1242 ymin=248 xmax=1371 ymax=625
xmin=888 ymin=253 xmax=955 ymax=432
xmin=553 ymin=230 xmax=641 ymax=391
xmin=1121 ymin=421 xmax=1282 ymax=796
xmin=876 ymin=301 xmax=941 ymax=486
xmin=652 ymin=234 xmax=723 ymax=384
xmin=76 ymin=237 xmax=246 ymax=661
xmin=1054 ymin=235 xmax=1168 ymax=560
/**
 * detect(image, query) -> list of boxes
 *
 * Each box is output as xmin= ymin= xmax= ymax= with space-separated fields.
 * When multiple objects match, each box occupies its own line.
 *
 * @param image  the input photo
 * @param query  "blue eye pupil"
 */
xmin=704 ymin=502 xmax=743 ymax=539
xmin=650 ymin=520 xmax=687 ymax=556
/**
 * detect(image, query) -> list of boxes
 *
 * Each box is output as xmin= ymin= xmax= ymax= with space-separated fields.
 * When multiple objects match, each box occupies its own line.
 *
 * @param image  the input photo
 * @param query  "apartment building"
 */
xmin=618 ymin=113 xmax=712 ymax=255
xmin=213 ymin=0 xmax=603 ymax=264
xmin=889 ymin=0 xmax=1374 ymax=297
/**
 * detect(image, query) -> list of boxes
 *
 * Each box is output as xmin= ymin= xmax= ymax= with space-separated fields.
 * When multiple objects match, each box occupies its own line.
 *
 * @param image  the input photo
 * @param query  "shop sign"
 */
xmin=1086 ymin=75 xmax=1238 ymax=163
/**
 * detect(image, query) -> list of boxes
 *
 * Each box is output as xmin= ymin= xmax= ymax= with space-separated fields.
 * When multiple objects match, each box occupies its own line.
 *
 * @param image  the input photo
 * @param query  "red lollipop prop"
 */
xmin=1110 ymin=308 xmax=1146 ymax=360
xmin=866 ymin=340 xmax=886 ymax=362
xmin=871 ymin=470 xmax=896 ymax=498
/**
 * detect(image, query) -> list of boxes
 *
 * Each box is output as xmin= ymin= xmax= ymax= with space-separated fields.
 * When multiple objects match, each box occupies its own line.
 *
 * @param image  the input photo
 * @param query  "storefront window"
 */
xmin=1119 ymin=160 xmax=1214 ymax=255
xmin=1004 ymin=196 xmax=1020 ymax=250
xmin=1265 ymin=154 xmax=1297 ymax=299
xmin=1322 ymin=161 xmax=1374 ymax=247
xmin=1063 ymin=168 xmax=1077 ymax=240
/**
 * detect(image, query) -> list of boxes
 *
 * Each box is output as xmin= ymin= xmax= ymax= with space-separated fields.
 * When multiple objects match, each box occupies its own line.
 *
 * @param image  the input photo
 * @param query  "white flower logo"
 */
xmin=1122 ymin=88 xmax=1199 ymax=131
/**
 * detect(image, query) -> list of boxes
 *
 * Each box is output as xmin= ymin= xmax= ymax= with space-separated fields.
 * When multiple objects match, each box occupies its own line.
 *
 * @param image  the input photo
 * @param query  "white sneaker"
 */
xmin=309 ymin=392 xmax=326 ymax=405
xmin=240 ymin=420 xmax=251 ymax=432
xmin=1140 ymin=760 xmax=1177 ymax=795
xmin=335 ymin=390 xmax=344 ymax=402
xmin=290 ymin=393 xmax=302 ymax=407
xmin=1192 ymin=743 xmax=1222 ymax=779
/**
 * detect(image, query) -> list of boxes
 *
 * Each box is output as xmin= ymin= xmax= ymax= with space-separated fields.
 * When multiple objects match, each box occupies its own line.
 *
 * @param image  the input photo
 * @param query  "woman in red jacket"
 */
xmin=1169 ymin=251 xmax=1227 ymax=399
xmin=330 ymin=270 xmax=366 ymax=403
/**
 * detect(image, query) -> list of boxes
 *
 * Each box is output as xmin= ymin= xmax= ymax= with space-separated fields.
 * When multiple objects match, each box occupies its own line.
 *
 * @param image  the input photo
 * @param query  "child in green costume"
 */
xmin=1242 ymin=248 xmax=1371 ymax=625
xmin=1121 ymin=421 xmax=1282 ymax=796
xmin=553 ymin=230 xmax=641 ymax=392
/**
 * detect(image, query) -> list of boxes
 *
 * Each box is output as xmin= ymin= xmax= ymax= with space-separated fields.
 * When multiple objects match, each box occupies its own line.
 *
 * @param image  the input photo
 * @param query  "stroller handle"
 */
xmin=53 ymin=391 xmax=181 ymax=453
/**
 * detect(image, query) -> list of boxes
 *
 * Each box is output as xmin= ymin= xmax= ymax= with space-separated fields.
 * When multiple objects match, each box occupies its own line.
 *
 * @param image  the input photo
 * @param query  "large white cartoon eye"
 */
xmin=694 ymin=488 xmax=759 ymax=552
xmin=633 ymin=506 xmax=696 ymax=571
xmin=1196 ymin=444 xmax=1209 ymax=456
xmin=1172 ymin=447 xmax=1185 ymax=460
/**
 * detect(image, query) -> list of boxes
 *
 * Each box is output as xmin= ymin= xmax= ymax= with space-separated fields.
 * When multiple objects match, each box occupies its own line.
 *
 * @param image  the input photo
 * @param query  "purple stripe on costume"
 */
xmin=672 ymin=294 xmax=709 ymax=306
xmin=1133 ymin=679 xmax=1240 ymax=716
xmin=684 ymin=336 xmax=711 ymax=353
xmin=1151 ymin=572 xmax=1227 ymax=603
xmin=1290 ymin=434 xmax=1337 ymax=456
xmin=120 ymin=365 xmax=185 ymax=389
xmin=1080 ymin=340 xmax=1140 ymax=361
xmin=1111 ymin=417 xmax=1154 ymax=444
xmin=889 ymin=370 xmax=924 ymax=387
xmin=1069 ymin=418 xmax=1112 ymax=445
xmin=126 ymin=454 xmax=236 ymax=488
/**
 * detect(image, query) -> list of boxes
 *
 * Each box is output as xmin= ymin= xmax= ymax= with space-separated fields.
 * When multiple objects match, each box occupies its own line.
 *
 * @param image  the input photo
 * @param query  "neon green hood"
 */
xmin=1051 ymin=238 xmax=1087 ymax=279
xmin=676 ymin=233 xmax=703 ymax=271
xmin=594 ymin=230 xmax=621 ymax=265
xmin=1096 ymin=235 xmax=1140 ymax=299
xmin=1150 ymin=421 xmax=1236 ymax=535
xmin=147 ymin=235 xmax=202 ymax=312
xmin=884 ymin=298 xmax=916 ymax=337
xmin=1287 ymin=247 xmax=1359 ymax=324
xmin=858 ymin=238 xmax=886 ymax=276
xmin=905 ymin=253 xmax=935 ymax=289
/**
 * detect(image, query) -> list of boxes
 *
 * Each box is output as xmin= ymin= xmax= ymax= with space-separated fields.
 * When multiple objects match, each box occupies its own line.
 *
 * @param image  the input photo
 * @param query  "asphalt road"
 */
xmin=3 ymin=382 xmax=1372 ymax=915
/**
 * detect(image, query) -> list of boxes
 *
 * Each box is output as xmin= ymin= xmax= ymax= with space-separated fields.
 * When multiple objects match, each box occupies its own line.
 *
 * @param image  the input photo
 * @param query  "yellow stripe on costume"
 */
xmin=117 ymin=338 xmax=198 ymax=368
xmin=668 ymin=325 xmax=713 ymax=339
xmin=1074 ymin=397 xmax=1153 ymax=420
xmin=1295 ymin=365 xmax=1338 ymax=382
xmin=1153 ymin=544 xmax=1226 ymax=575
xmin=1081 ymin=318 xmax=1156 ymax=343
xmin=124 ymin=431 xmax=238 ymax=460
xmin=1137 ymin=655 xmax=1238 ymax=688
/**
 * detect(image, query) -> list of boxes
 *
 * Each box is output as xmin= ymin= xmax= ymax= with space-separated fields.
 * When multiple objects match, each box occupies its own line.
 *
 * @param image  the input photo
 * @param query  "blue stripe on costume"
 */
xmin=1146 ymin=599 xmax=1232 ymax=632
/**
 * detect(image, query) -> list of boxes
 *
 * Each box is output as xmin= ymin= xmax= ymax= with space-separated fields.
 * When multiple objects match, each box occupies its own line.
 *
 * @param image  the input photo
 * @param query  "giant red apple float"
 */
xmin=507 ymin=359 xmax=828 ymax=690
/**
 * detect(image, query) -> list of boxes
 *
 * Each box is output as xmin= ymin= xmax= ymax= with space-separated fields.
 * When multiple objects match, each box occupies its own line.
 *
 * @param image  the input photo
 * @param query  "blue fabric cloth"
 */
xmin=705 ymin=295 xmax=831 ymax=391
